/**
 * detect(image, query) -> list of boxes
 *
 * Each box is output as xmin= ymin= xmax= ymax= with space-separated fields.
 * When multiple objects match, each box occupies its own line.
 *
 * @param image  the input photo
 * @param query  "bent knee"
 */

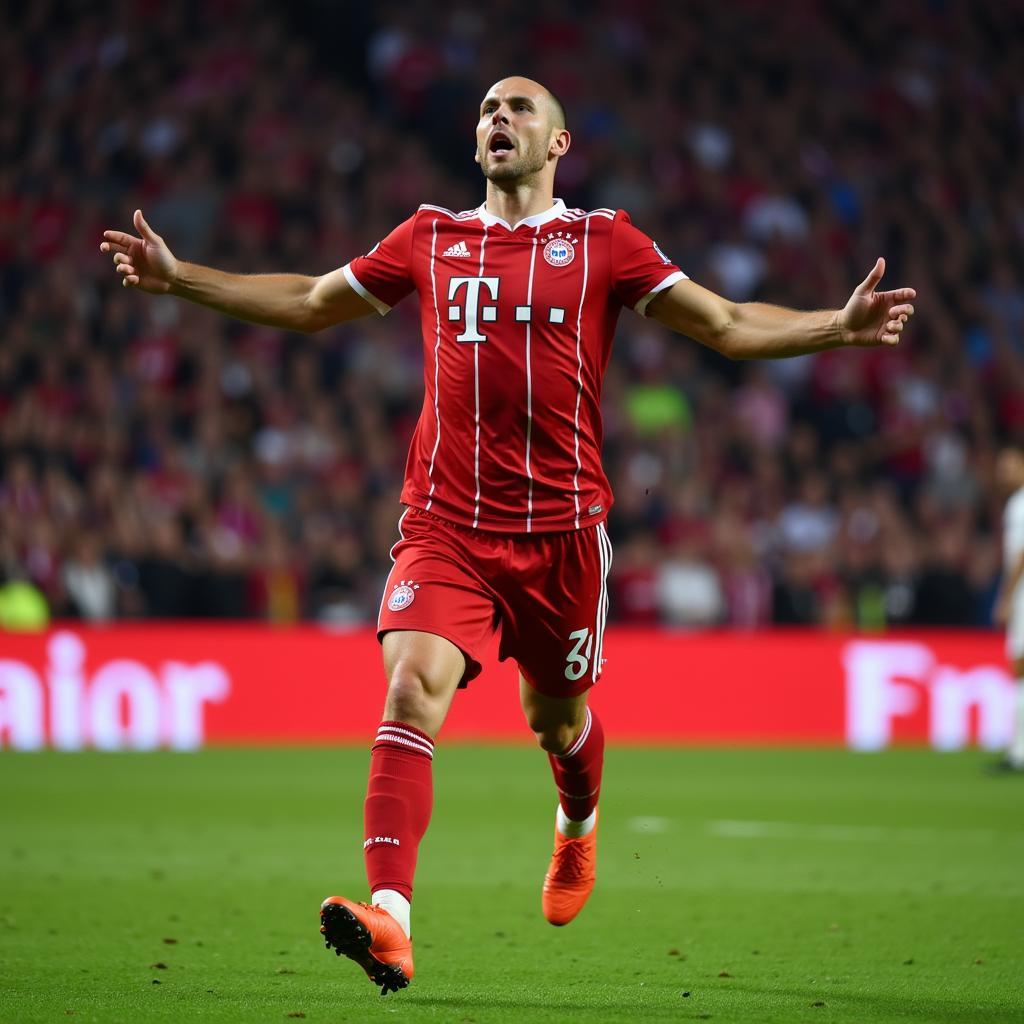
xmin=532 ymin=721 xmax=580 ymax=755
xmin=384 ymin=661 xmax=457 ymax=731
xmin=385 ymin=670 xmax=431 ymax=718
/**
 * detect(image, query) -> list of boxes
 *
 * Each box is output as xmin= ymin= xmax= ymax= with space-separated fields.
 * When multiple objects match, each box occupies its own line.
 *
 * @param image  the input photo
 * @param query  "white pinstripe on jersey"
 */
xmin=472 ymin=227 xmax=489 ymax=527
xmin=571 ymin=217 xmax=591 ymax=529
xmin=523 ymin=225 xmax=542 ymax=531
xmin=425 ymin=219 xmax=442 ymax=508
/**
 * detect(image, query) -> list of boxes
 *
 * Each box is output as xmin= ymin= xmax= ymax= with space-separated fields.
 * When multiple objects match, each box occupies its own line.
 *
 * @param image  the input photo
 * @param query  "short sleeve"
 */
xmin=610 ymin=211 xmax=687 ymax=316
xmin=343 ymin=215 xmax=417 ymax=316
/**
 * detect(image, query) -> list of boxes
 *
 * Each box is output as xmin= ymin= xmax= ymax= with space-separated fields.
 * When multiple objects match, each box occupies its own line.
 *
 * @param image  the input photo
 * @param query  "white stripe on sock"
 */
xmin=561 ymin=707 xmax=592 ymax=759
xmin=376 ymin=727 xmax=434 ymax=750
xmin=556 ymin=783 xmax=601 ymax=800
xmin=376 ymin=732 xmax=434 ymax=758
xmin=377 ymin=724 xmax=435 ymax=750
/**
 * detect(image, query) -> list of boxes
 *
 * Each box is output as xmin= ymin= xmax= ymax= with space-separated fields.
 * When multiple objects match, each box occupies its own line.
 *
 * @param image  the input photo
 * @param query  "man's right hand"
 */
xmin=98 ymin=209 xmax=374 ymax=331
xmin=100 ymin=209 xmax=178 ymax=294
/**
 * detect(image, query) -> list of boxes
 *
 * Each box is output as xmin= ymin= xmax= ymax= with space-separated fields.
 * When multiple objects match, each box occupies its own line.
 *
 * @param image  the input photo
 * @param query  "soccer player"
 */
xmin=101 ymin=76 xmax=915 ymax=994
xmin=994 ymin=445 xmax=1024 ymax=771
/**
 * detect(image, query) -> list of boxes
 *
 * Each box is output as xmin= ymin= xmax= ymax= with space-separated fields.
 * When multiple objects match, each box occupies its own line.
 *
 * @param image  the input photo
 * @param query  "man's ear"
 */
xmin=550 ymin=128 xmax=571 ymax=158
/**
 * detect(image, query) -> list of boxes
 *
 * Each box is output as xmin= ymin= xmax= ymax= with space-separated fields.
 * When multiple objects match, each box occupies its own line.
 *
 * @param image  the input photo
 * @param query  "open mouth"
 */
xmin=489 ymin=132 xmax=514 ymax=155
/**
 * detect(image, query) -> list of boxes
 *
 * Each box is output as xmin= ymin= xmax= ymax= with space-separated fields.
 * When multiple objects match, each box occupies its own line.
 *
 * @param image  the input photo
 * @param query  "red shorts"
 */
xmin=377 ymin=506 xmax=612 ymax=697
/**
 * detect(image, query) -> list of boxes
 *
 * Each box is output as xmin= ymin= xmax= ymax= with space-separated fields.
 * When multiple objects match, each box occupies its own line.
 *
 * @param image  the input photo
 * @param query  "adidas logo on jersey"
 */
xmin=442 ymin=240 xmax=472 ymax=258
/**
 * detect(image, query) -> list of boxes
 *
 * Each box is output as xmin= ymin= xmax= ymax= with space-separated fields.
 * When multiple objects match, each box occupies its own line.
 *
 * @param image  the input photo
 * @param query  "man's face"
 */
xmin=997 ymin=449 xmax=1024 ymax=493
xmin=475 ymin=78 xmax=559 ymax=183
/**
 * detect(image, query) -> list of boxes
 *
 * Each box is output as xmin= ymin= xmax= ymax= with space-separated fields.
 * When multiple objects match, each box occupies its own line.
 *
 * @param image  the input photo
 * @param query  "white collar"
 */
xmin=476 ymin=198 xmax=566 ymax=231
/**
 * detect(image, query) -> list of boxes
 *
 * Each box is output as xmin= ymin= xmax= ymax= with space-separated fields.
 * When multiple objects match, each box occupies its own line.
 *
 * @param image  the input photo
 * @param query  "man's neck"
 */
xmin=483 ymin=179 xmax=556 ymax=228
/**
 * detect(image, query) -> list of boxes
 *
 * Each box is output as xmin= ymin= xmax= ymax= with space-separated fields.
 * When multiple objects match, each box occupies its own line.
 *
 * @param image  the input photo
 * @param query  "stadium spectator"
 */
xmin=1 ymin=0 xmax=1020 ymax=632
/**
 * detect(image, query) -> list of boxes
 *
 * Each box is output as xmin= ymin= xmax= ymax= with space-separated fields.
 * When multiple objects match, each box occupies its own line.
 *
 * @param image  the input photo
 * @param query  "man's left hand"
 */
xmin=839 ymin=258 xmax=916 ymax=346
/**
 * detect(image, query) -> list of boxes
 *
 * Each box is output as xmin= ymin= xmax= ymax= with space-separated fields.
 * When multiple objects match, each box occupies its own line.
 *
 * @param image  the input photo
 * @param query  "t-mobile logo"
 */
xmin=363 ymin=836 xmax=401 ymax=848
xmin=448 ymin=276 xmax=499 ymax=343
xmin=447 ymin=275 xmax=568 ymax=342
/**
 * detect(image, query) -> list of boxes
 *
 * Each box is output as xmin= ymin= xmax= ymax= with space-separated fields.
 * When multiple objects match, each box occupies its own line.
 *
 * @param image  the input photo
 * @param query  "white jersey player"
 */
xmin=995 ymin=446 xmax=1024 ymax=770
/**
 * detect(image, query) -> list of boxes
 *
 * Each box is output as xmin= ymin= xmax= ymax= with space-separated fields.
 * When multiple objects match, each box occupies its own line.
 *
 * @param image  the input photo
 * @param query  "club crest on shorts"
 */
xmin=542 ymin=234 xmax=575 ymax=267
xmin=387 ymin=580 xmax=420 ymax=612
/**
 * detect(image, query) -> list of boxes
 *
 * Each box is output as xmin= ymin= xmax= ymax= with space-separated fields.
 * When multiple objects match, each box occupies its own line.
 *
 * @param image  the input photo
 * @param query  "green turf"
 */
xmin=0 ymin=747 xmax=1022 ymax=1024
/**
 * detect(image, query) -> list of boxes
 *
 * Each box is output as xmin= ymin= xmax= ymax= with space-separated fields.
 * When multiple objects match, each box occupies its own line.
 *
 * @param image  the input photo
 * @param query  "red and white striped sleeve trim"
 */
xmin=558 ymin=208 xmax=615 ymax=223
xmin=635 ymin=271 xmax=687 ymax=316
xmin=342 ymin=263 xmax=391 ymax=316
xmin=418 ymin=203 xmax=481 ymax=221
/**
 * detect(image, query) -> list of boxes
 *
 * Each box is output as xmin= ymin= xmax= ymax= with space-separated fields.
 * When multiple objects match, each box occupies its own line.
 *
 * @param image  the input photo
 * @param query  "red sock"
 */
xmin=548 ymin=707 xmax=604 ymax=822
xmin=363 ymin=721 xmax=434 ymax=902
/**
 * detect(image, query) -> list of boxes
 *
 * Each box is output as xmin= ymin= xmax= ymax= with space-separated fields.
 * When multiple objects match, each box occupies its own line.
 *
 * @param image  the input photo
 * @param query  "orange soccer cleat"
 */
xmin=541 ymin=812 xmax=598 ymax=926
xmin=319 ymin=896 xmax=413 ymax=995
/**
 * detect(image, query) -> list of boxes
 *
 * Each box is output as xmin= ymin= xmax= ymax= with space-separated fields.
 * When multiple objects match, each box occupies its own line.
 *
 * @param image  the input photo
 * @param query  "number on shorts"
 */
xmin=564 ymin=628 xmax=594 ymax=681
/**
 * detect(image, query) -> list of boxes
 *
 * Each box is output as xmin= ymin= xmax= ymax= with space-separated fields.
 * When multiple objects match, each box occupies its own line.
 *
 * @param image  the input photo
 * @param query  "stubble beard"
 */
xmin=480 ymin=141 xmax=547 ymax=185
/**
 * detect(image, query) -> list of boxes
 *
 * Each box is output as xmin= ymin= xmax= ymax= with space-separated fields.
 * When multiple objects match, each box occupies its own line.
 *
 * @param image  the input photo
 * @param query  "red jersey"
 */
xmin=344 ymin=199 xmax=685 ymax=533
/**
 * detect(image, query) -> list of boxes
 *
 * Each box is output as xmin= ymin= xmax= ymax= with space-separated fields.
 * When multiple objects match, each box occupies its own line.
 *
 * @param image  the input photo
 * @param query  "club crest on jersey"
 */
xmin=387 ymin=580 xmax=420 ymax=612
xmin=541 ymin=231 xmax=578 ymax=267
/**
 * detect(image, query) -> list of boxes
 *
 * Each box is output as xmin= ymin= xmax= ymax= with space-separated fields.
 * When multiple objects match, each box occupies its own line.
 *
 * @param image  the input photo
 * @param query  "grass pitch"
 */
xmin=1 ymin=746 xmax=1022 ymax=1024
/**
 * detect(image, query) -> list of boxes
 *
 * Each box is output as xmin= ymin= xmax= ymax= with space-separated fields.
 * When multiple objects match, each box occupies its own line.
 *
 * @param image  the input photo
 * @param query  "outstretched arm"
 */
xmin=646 ymin=258 xmax=915 ymax=359
xmin=100 ymin=210 xmax=375 ymax=332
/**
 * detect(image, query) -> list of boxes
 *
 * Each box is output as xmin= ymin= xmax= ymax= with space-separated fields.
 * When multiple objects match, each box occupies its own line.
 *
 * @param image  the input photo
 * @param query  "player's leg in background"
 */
xmin=520 ymin=673 xmax=605 ymax=925
xmin=500 ymin=521 xmax=611 ymax=923
xmin=362 ymin=630 xmax=465 ymax=936
xmin=519 ymin=675 xmax=604 ymax=837
xmin=1009 ymin=655 xmax=1024 ymax=769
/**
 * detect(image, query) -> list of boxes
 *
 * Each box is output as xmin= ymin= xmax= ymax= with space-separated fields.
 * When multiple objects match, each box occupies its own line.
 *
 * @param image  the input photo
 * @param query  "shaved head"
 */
xmin=485 ymin=76 xmax=566 ymax=130
xmin=542 ymin=85 xmax=566 ymax=130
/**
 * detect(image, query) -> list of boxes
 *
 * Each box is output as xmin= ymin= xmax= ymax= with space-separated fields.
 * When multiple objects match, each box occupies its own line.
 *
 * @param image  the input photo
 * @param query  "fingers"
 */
xmin=879 ymin=312 xmax=910 ymax=345
xmin=855 ymin=257 xmax=885 ymax=295
xmin=99 ymin=230 xmax=142 ymax=286
xmin=134 ymin=208 xmax=158 ymax=241
xmin=112 ymin=252 xmax=139 ymax=286
xmin=101 ymin=229 xmax=138 ymax=249
xmin=887 ymin=303 xmax=914 ymax=318
xmin=877 ymin=288 xmax=916 ymax=305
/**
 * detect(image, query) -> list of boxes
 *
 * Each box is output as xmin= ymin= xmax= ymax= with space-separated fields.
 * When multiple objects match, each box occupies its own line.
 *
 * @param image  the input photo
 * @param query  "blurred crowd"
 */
xmin=2 ymin=0 xmax=1022 ymax=629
